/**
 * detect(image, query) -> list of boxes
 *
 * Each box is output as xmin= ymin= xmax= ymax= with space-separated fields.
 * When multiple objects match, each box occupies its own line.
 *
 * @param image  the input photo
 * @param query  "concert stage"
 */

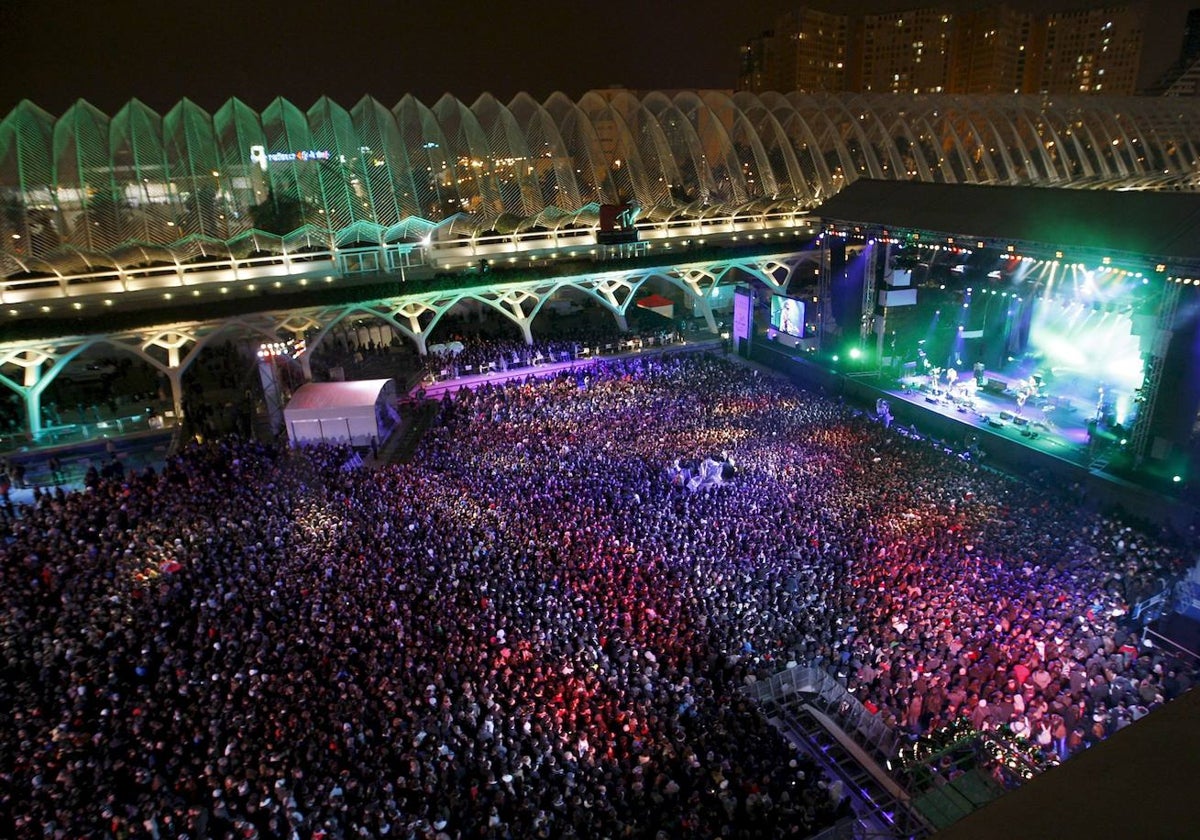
xmin=791 ymin=178 xmax=1200 ymax=533
xmin=755 ymin=344 xmax=1196 ymax=530
xmin=885 ymin=363 xmax=1102 ymax=470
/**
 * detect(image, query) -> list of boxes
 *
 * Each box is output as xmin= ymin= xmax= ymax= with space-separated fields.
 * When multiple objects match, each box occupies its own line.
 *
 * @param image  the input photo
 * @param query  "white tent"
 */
xmin=427 ymin=340 xmax=465 ymax=355
xmin=284 ymin=379 xmax=398 ymax=447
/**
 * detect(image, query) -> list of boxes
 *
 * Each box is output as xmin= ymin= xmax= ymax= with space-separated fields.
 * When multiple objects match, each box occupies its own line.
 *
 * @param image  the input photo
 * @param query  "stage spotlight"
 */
xmin=849 ymin=347 xmax=862 ymax=360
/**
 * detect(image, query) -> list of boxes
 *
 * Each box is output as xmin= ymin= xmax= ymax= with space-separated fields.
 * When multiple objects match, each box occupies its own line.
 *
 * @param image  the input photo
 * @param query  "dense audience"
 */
xmin=419 ymin=324 xmax=680 ymax=383
xmin=0 ymin=351 xmax=1193 ymax=839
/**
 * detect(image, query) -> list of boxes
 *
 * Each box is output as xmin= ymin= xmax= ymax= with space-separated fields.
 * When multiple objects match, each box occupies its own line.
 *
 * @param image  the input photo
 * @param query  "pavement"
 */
xmin=3 ymin=427 xmax=176 ymax=506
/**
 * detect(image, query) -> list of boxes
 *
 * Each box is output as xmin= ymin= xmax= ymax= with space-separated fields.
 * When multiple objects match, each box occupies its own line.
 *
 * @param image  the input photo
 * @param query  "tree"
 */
xmin=249 ymin=188 xmax=309 ymax=235
xmin=0 ymin=191 xmax=24 ymax=253
xmin=28 ymin=209 xmax=61 ymax=254
xmin=79 ymin=189 xmax=124 ymax=251
xmin=181 ymin=184 xmax=221 ymax=239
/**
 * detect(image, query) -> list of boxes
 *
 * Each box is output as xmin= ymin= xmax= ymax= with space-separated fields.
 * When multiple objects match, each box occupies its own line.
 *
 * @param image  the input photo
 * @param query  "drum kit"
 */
xmin=924 ymin=366 xmax=978 ymax=411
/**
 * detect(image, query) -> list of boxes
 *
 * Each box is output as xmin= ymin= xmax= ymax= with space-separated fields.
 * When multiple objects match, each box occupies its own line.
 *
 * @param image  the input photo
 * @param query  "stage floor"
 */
xmin=878 ymin=368 xmax=1104 ymax=470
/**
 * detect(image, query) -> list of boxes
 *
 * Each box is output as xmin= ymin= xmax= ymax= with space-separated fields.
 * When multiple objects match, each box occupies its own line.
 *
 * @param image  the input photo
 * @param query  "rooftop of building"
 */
xmin=815 ymin=179 xmax=1200 ymax=269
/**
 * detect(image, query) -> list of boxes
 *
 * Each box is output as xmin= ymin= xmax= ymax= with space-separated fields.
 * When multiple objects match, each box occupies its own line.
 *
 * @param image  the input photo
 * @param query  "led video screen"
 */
xmin=770 ymin=296 xmax=805 ymax=338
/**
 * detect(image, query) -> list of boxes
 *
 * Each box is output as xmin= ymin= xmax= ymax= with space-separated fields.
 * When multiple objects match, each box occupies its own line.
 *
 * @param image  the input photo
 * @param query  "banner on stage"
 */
xmin=878 ymin=289 xmax=916 ymax=307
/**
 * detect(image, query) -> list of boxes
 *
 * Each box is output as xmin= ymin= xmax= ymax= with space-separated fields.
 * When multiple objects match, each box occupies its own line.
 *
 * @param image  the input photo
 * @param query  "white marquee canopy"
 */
xmin=283 ymin=378 xmax=397 ymax=447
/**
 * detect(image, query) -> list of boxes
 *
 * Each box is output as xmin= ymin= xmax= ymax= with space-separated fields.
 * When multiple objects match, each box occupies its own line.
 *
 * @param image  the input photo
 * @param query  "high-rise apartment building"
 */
xmin=740 ymin=8 xmax=849 ymax=93
xmin=1033 ymin=5 xmax=1144 ymax=94
xmin=738 ymin=3 xmax=1147 ymax=97
xmin=780 ymin=8 xmax=850 ymax=93
xmin=946 ymin=6 xmax=1030 ymax=94
xmin=860 ymin=8 xmax=955 ymax=94
xmin=739 ymin=33 xmax=782 ymax=95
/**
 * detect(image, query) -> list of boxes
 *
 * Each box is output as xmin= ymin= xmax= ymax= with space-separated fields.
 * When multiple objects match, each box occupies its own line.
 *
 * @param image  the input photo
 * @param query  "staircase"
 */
xmin=746 ymin=666 xmax=934 ymax=839
xmin=377 ymin=400 xmax=439 ymax=465
xmin=1089 ymin=441 xmax=1118 ymax=473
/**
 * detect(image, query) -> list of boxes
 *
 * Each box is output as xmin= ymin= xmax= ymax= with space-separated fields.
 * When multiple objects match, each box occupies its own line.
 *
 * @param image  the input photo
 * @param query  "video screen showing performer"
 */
xmin=770 ymin=296 xmax=805 ymax=338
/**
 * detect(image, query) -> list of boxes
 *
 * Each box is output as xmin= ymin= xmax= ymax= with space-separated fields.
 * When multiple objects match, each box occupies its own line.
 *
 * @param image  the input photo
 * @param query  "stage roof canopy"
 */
xmin=814 ymin=180 xmax=1200 ymax=265
xmin=286 ymin=379 xmax=393 ymax=411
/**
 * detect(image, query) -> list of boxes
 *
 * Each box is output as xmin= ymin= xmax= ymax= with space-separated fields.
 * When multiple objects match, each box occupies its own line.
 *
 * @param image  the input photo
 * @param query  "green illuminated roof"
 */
xmin=815 ymin=179 xmax=1200 ymax=264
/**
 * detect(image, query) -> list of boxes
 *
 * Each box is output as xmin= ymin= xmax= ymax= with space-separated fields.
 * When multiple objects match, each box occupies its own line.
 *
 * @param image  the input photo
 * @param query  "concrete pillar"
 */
xmin=23 ymin=358 xmax=44 ymax=440
xmin=166 ymin=369 xmax=185 ymax=424
xmin=24 ymin=388 xmax=42 ymax=441
xmin=696 ymin=297 xmax=718 ymax=334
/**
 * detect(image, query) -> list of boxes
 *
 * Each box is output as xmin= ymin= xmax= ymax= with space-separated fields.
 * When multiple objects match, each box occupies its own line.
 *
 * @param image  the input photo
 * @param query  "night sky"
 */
xmin=0 ymin=0 xmax=1192 ymax=115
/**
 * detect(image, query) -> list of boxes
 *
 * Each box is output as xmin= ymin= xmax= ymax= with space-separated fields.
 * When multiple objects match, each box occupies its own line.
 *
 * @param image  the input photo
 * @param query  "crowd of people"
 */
xmin=419 ymin=326 xmax=683 ymax=385
xmin=1 ymin=350 xmax=1195 ymax=839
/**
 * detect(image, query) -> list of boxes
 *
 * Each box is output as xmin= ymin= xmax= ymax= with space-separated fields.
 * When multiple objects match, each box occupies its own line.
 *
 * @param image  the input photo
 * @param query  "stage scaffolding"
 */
xmin=814 ymin=208 xmax=1200 ymax=479
xmin=744 ymin=664 xmax=1042 ymax=836
xmin=745 ymin=665 xmax=932 ymax=839
xmin=1130 ymin=280 xmax=1182 ymax=464
xmin=818 ymin=237 xmax=833 ymax=352
xmin=861 ymin=242 xmax=880 ymax=346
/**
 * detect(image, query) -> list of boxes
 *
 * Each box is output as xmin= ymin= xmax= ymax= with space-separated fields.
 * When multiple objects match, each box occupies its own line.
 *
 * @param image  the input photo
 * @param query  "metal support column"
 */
xmin=818 ymin=232 xmax=833 ymax=352
xmin=1130 ymin=280 xmax=1181 ymax=463
xmin=860 ymin=240 xmax=880 ymax=345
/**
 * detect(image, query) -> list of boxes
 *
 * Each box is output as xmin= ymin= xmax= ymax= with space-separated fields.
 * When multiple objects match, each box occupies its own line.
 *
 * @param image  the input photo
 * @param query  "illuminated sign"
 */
xmin=249 ymin=145 xmax=332 ymax=170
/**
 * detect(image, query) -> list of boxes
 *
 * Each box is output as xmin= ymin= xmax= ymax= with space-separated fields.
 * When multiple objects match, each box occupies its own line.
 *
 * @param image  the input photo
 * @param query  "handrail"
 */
xmin=1145 ymin=625 xmax=1200 ymax=661
xmin=1 ymin=251 xmax=338 ymax=303
xmin=1131 ymin=588 xmax=1170 ymax=625
xmin=1 ymin=214 xmax=818 ymax=305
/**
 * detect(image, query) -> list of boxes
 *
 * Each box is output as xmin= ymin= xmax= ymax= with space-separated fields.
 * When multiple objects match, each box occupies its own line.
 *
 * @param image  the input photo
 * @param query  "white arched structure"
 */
xmin=4 ymin=91 xmax=1200 ymax=282
xmin=0 ymin=249 xmax=819 ymax=438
